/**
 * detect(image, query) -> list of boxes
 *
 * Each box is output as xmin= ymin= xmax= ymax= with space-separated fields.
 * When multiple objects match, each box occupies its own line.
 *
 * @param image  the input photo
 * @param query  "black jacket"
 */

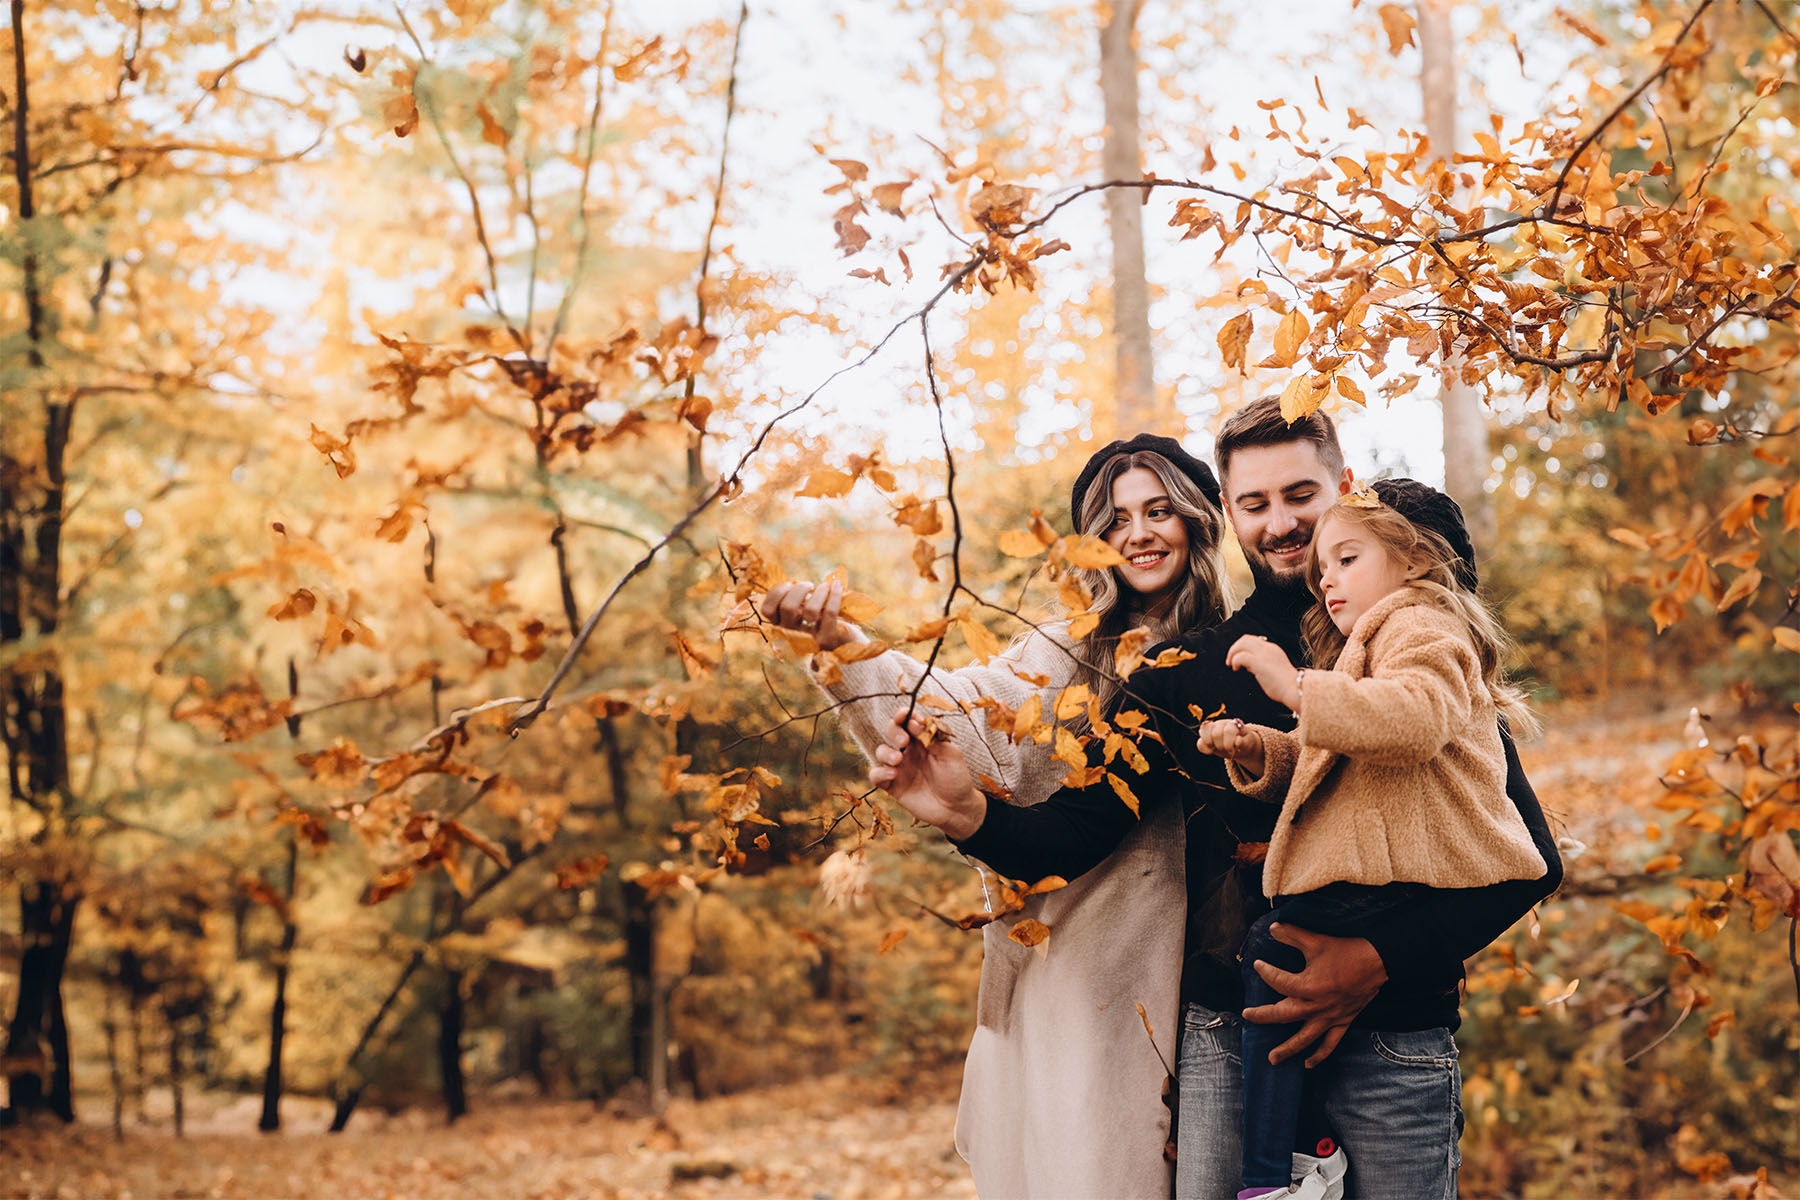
xmin=955 ymin=583 xmax=1564 ymax=1031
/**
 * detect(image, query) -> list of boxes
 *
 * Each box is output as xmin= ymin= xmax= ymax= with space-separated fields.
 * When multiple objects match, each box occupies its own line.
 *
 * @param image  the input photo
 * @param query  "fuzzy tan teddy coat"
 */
xmin=815 ymin=625 xmax=1182 ymax=1200
xmin=1227 ymin=587 xmax=1543 ymax=898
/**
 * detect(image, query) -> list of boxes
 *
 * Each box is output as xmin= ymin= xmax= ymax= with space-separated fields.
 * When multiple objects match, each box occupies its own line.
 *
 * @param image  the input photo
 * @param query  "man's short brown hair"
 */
xmin=1214 ymin=394 xmax=1345 ymax=483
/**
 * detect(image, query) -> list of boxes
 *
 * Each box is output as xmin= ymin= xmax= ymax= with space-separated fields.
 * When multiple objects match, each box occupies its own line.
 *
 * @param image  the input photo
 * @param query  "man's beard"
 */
xmin=1245 ymin=533 xmax=1312 ymax=593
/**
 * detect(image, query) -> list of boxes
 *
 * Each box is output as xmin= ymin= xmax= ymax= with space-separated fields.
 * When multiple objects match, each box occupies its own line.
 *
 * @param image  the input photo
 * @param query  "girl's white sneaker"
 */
xmin=1291 ymin=1144 xmax=1349 ymax=1200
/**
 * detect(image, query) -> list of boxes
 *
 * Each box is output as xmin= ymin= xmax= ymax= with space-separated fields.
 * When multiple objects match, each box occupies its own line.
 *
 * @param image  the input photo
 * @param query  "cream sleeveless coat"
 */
xmin=817 ymin=623 xmax=1184 ymax=1199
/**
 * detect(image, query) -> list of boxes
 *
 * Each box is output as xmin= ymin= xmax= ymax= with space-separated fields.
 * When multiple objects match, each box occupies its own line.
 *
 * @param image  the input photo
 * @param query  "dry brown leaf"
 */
xmin=1061 ymin=536 xmax=1128 ymax=570
xmin=997 ymin=528 xmax=1046 ymax=557
xmin=1270 ymin=308 xmax=1311 ymax=367
xmin=797 ymin=469 xmax=857 ymax=500
xmin=959 ymin=617 xmax=1001 ymax=663
xmin=1007 ymin=918 xmax=1050 ymax=948
xmin=888 ymin=618 xmax=945 ymax=649
xmin=1217 ymin=312 xmax=1253 ymax=373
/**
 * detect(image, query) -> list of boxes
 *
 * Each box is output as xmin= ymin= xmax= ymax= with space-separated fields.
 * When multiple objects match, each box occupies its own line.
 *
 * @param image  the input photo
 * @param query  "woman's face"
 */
xmin=1104 ymin=467 xmax=1191 ymax=602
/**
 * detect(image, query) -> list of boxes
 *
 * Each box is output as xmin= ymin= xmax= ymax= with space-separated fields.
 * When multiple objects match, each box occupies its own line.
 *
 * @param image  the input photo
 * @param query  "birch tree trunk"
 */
xmin=1419 ymin=0 xmax=1495 ymax=554
xmin=1101 ymin=0 xmax=1155 ymax=436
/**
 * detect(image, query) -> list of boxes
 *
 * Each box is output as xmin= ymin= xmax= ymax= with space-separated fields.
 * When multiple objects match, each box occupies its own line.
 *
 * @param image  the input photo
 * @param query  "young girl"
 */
xmin=1197 ymin=480 xmax=1544 ymax=1200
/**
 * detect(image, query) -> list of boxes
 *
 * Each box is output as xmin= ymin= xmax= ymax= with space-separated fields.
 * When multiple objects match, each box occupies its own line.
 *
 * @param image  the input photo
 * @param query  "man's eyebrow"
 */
xmin=1231 ymin=479 xmax=1319 ymax=504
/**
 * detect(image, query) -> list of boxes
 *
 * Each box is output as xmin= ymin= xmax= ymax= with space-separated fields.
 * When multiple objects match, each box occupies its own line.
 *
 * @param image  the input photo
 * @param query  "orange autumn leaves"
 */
xmin=1607 ymin=466 xmax=1800 ymax=638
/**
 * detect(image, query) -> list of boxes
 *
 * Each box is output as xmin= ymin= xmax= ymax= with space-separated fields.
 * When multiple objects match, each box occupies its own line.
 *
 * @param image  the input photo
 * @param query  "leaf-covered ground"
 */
xmin=3 ymin=1069 xmax=974 ymax=1200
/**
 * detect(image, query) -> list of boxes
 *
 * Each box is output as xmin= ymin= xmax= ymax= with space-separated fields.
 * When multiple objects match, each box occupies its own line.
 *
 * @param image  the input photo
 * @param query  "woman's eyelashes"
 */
xmin=1110 ymin=504 xmax=1176 ymax=532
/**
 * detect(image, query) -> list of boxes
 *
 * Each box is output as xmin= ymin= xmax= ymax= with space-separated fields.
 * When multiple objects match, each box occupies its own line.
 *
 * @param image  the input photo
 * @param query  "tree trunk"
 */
xmin=439 ymin=969 xmax=467 ymax=1123
xmin=1100 ymin=0 xmax=1155 ymax=436
xmin=259 ymin=835 xmax=299 ymax=1132
xmin=103 ymin=987 xmax=125 ymax=1141
xmin=167 ymin=1014 xmax=185 ymax=1137
xmin=597 ymin=715 xmax=633 ymax=826
xmin=623 ymin=880 xmax=665 ymax=1108
xmin=2 ymin=0 xmax=80 ymax=1126
xmin=1418 ymin=0 xmax=1495 ymax=554
xmin=4 ymin=882 xmax=77 ymax=1122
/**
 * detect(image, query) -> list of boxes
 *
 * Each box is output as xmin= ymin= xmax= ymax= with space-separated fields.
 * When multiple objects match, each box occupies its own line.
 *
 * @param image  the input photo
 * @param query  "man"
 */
xmin=872 ymin=397 xmax=1563 ymax=1199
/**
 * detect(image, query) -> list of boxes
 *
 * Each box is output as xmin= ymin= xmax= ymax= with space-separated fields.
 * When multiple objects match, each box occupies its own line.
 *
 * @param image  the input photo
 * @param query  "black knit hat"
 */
xmin=1070 ymin=433 xmax=1222 ymax=520
xmin=1369 ymin=478 xmax=1479 ymax=590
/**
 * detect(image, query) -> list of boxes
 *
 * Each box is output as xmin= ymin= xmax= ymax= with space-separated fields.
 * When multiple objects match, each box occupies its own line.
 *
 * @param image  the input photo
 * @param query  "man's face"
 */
xmin=1222 ymin=441 xmax=1350 ymax=588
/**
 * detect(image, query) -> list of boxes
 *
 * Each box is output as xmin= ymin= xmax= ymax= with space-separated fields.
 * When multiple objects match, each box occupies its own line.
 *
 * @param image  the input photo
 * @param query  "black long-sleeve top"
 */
xmin=955 ymin=582 xmax=1564 ymax=1032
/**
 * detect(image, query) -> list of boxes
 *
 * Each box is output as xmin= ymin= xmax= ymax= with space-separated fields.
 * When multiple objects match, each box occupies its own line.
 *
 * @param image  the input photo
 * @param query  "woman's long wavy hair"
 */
xmin=1301 ymin=501 xmax=1540 ymax=737
xmin=1067 ymin=450 xmax=1233 ymax=718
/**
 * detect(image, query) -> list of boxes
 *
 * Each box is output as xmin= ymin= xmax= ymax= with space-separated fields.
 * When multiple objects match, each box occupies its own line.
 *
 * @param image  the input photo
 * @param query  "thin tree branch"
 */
xmin=544 ymin=0 xmax=615 ymax=362
xmin=1542 ymin=0 xmax=1716 ymax=215
xmin=393 ymin=3 xmax=526 ymax=357
xmin=1620 ymin=989 xmax=1696 ymax=1065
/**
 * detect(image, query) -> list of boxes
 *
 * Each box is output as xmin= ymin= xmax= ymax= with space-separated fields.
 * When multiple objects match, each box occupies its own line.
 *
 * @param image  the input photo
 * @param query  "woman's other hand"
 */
xmin=869 ymin=708 xmax=987 ymax=841
xmin=1197 ymin=718 xmax=1266 ymax=779
xmin=758 ymin=579 xmax=854 ymax=651
xmin=1223 ymin=634 xmax=1301 ymax=710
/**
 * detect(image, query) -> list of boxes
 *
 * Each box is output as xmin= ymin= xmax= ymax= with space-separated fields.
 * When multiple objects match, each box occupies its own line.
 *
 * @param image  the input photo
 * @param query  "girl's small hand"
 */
xmin=1196 ymin=718 xmax=1258 ymax=759
xmin=1197 ymin=719 xmax=1266 ymax=779
xmin=1224 ymin=634 xmax=1301 ymax=710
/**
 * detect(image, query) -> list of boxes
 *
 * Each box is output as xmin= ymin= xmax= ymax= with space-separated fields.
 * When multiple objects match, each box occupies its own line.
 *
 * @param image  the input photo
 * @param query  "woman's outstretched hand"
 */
xmin=869 ymin=707 xmax=987 ymax=841
xmin=1196 ymin=718 xmax=1266 ymax=780
xmin=758 ymin=579 xmax=855 ymax=651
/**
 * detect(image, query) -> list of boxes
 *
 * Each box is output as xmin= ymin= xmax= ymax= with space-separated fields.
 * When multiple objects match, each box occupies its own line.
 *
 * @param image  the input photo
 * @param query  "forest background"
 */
xmin=1 ymin=0 xmax=1796 ymax=1196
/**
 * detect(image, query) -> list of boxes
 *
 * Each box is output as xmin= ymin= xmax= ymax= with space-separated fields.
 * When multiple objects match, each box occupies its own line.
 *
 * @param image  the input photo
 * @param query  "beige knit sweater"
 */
xmin=1226 ymin=587 xmax=1543 ymax=898
xmin=815 ymin=625 xmax=1182 ymax=1200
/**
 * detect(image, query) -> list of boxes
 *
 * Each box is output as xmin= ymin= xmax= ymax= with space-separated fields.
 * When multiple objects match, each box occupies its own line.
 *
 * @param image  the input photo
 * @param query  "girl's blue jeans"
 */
xmin=1236 ymin=883 xmax=1439 ymax=1193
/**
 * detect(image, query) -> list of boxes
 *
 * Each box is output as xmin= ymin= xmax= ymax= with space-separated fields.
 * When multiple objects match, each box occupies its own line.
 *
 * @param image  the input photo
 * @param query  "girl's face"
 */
xmin=1316 ymin=514 xmax=1410 ymax=634
xmin=1105 ymin=467 xmax=1191 ymax=603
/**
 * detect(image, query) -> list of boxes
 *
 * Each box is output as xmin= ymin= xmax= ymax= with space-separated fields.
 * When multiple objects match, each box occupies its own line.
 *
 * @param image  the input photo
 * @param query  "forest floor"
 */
xmin=2 ymin=1067 xmax=975 ymax=1199
xmin=1 ymin=702 xmax=1771 ymax=1200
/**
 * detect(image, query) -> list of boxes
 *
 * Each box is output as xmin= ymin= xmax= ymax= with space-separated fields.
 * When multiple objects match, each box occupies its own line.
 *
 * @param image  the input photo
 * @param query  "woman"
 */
xmin=760 ymin=433 xmax=1233 ymax=1199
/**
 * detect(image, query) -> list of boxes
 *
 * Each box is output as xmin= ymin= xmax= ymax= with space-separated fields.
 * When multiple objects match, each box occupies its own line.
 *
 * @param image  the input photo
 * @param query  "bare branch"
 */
xmin=544 ymin=0 xmax=615 ymax=361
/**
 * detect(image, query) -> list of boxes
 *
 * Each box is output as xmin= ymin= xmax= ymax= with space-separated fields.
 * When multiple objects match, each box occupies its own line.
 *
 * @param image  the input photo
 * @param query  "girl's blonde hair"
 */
xmin=1301 ymin=499 xmax=1539 ymax=737
xmin=1068 ymin=450 xmax=1234 ymax=717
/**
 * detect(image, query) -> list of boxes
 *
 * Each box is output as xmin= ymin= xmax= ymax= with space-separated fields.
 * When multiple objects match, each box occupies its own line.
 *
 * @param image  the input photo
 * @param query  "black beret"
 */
xmin=1070 ymin=432 xmax=1222 ymax=521
xmin=1370 ymin=478 xmax=1479 ymax=590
